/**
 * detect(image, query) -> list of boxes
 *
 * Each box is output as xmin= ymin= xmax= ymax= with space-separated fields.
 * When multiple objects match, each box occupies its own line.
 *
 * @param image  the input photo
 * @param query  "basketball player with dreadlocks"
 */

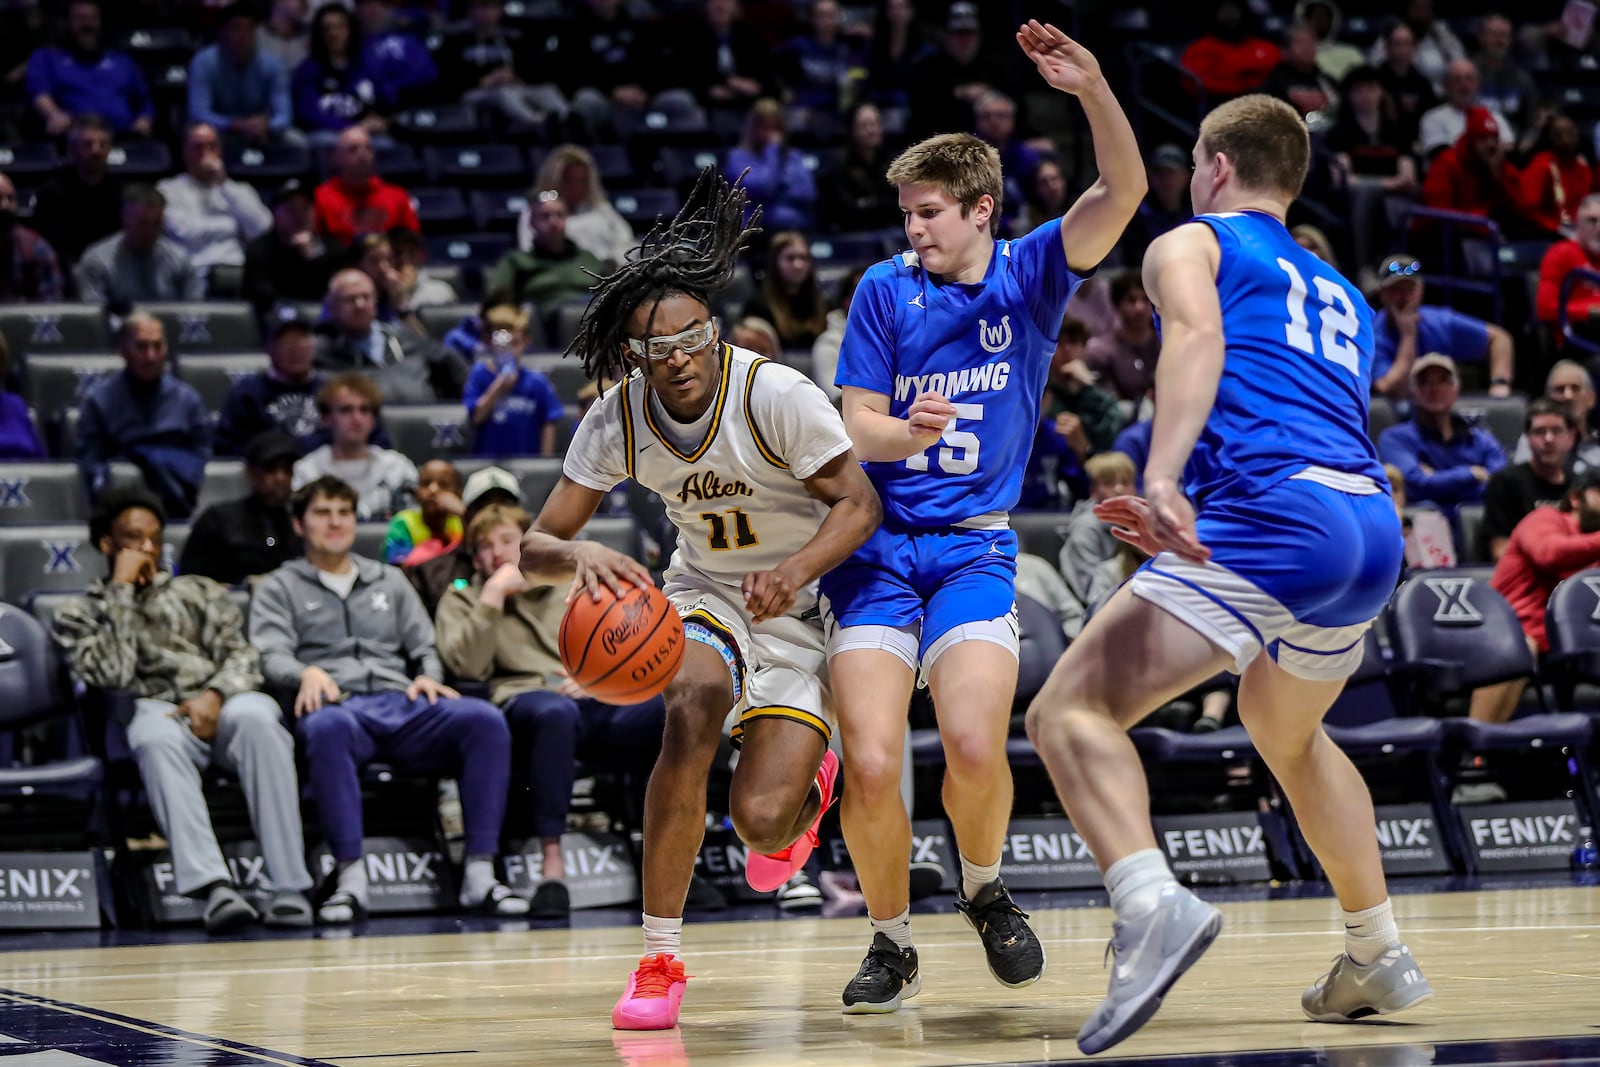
xmin=520 ymin=169 xmax=882 ymax=1031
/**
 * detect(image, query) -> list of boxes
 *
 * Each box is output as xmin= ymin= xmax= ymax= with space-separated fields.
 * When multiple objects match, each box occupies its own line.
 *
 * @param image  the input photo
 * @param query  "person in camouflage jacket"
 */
xmin=52 ymin=485 xmax=314 ymax=933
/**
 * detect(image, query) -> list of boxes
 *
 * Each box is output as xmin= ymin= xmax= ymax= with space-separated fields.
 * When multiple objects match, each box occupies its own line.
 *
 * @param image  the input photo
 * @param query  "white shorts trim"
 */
xmin=827 ymin=623 xmax=920 ymax=673
xmin=1128 ymin=554 xmax=1372 ymax=681
xmin=922 ymin=613 xmax=1020 ymax=670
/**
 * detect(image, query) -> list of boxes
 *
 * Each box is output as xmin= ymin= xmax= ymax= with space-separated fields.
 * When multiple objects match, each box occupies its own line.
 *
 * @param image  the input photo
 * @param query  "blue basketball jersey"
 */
xmin=835 ymin=218 xmax=1085 ymax=528
xmin=1176 ymin=211 xmax=1387 ymax=506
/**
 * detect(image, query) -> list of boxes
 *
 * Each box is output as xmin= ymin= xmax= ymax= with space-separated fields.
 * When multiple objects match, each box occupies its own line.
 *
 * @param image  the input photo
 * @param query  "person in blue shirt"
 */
xmin=724 ymin=100 xmax=817 ymax=233
xmin=1377 ymin=352 xmax=1507 ymax=513
xmin=463 ymin=303 xmax=564 ymax=457
xmin=1024 ymin=95 xmax=1435 ymax=1055
xmin=189 ymin=3 xmax=296 ymax=146
xmin=26 ymin=0 xmax=153 ymax=137
xmin=354 ymin=0 xmax=439 ymax=110
xmin=1111 ymin=416 xmax=1151 ymax=489
xmin=1370 ymin=254 xmax=1515 ymax=400
xmin=825 ymin=21 xmax=1144 ymax=1015
xmin=291 ymin=4 xmax=390 ymax=141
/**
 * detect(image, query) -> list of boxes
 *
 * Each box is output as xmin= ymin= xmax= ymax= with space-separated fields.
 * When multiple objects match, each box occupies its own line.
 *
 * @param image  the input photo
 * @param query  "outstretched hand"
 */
xmin=1017 ymin=20 xmax=1104 ymax=96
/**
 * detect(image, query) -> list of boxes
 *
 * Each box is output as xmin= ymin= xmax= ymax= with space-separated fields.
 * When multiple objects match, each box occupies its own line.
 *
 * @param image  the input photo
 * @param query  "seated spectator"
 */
xmin=1264 ymin=23 xmax=1339 ymax=119
xmin=53 ymin=485 xmax=313 ymax=933
xmin=863 ymin=0 xmax=934 ymax=110
xmin=180 ymin=430 xmax=304 ymax=585
xmin=724 ymin=99 xmax=817 ymax=232
xmin=1420 ymin=107 xmax=1534 ymax=236
xmin=907 ymin=3 xmax=1024 ymax=141
xmin=775 ymin=0 xmax=864 ymax=113
xmin=29 ymin=113 xmax=122 ymax=273
xmin=258 ymin=0 xmax=310 ymax=73
xmin=1301 ymin=0 xmax=1364 ymax=81
xmin=465 ymin=304 xmax=562 ymax=457
xmin=1419 ymin=61 xmax=1513 ymax=157
xmin=387 ymin=227 xmax=456 ymax=311
xmin=76 ymin=186 xmax=205 ymax=307
xmin=292 ymin=373 xmax=416 ymax=520
xmin=350 ymin=231 xmax=419 ymax=330
xmin=406 ymin=466 xmax=521 ymax=616
xmin=292 ymin=5 xmax=390 ymax=144
xmin=0 ymin=171 xmax=64 ymax=302
xmin=354 ymin=0 xmax=437 ymax=109
xmin=812 ymin=264 xmax=867 ymax=401
xmin=550 ymin=0 xmax=660 ymax=141
xmin=730 ymin=315 xmax=782 ymax=361
xmin=78 ymin=312 xmax=211 ymax=518
xmin=1019 ymin=414 xmax=1086 ymax=509
xmin=315 ymin=269 xmax=467 ymax=404
xmin=1115 ymin=145 xmax=1194 ymax=265
xmin=1179 ymin=1 xmax=1281 ymax=100
xmin=1371 ymin=255 xmax=1515 ymax=399
xmin=670 ymin=0 xmax=778 ymax=114
xmin=1520 ymin=114 xmax=1591 ymax=238
xmin=1013 ymin=157 xmax=1072 ymax=237
xmin=486 ymin=191 xmax=611 ymax=313
xmin=188 ymin=3 xmax=296 ymax=146
xmin=973 ymin=90 xmax=1046 ymax=232
xmin=383 ymin=459 xmax=463 ymax=566
xmin=216 ymin=306 xmax=321 ymax=457
xmin=1538 ymin=193 xmax=1600 ymax=350
xmin=1327 ymin=65 xmax=1418 ymax=278
xmin=315 ymin=126 xmax=419 ymax=251
xmin=244 ymin=179 xmax=341 ymax=313
xmin=1483 ymin=398 xmax=1575 ymax=559
xmin=1086 ymin=271 xmax=1160 ymax=403
xmin=0 ymin=336 xmax=44 ymax=460
xmin=1059 ymin=452 xmax=1138 ymax=610
xmin=1291 ymin=224 xmax=1341 ymax=272
xmin=1472 ymin=14 xmax=1540 ymax=136
xmin=1369 ymin=0 xmax=1465 ymax=95
xmin=26 ymin=0 xmax=152 ymax=137
xmin=1378 ymin=353 xmax=1506 ymax=514
xmin=435 ymin=502 xmax=665 ymax=919
xmin=437 ymin=0 xmax=565 ymax=133
xmin=1514 ymin=360 xmax=1600 ymax=470
xmin=1374 ymin=20 xmax=1438 ymax=148
xmin=1390 ymin=462 xmax=1457 ymax=571
xmin=1014 ymin=551 xmax=1083 ymax=640
xmin=819 ymin=103 xmax=900 ymax=234
xmin=1471 ymin=470 xmax=1600 ymax=722
xmin=521 ymin=146 xmax=634 ymax=266
xmin=743 ymin=232 xmax=828 ymax=349
xmin=1043 ymin=316 xmax=1122 ymax=457
xmin=249 ymin=475 xmax=527 ymax=922
xmin=158 ymin=123 xmax=274 ymax=281
xmin=1065 ymin=275 xmax=1118 ymax=338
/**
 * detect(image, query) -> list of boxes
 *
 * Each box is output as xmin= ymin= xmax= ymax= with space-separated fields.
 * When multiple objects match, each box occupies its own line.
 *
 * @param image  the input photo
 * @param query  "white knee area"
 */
xmin=922 ymin=615 xmax=1019 ymax=671
xmin=222 ymin=692 xmax=284 ymax=734
xmin=127 ymin=700 xmax=187 ymax=755
xmin=828 ymin=623 xmax=920 ymax=673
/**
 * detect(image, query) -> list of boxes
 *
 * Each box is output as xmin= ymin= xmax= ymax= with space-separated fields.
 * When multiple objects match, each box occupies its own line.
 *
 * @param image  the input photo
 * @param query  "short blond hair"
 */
xmin=1085 ymin=452 xmax=1136 ymax=487
xmin=467 ymin=503 xmax=531 ymax=553
xmin=483 ymin=303 xmax=530 ymax=335
xmin=885 ymin=133 xmax=1004 ymax=237
xmin=1198 ymin=95 xmax=1310 ymax=200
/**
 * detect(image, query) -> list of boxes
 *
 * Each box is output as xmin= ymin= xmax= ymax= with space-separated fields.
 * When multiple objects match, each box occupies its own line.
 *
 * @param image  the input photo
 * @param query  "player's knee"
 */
xmin=728 ymin=795 xmax=795 ymax=856
xmin=842 ymin=745 xmax=902 ymax=800
xmin=941 ymin=728 xmax=1008 ymax=780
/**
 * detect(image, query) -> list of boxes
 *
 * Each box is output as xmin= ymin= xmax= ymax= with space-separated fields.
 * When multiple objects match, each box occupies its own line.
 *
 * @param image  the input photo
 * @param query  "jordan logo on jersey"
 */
xmin=677 ymin=470 xmax=755 ymax=504
xmin=978 ymin=316 xmax=1013 ymax=354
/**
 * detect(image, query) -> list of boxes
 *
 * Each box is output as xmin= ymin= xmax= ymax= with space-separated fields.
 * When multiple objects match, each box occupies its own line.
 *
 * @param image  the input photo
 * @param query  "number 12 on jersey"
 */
xmin=1277 ymin=258 xmax=1361 ymax=376
xmin=906 ymin=402 xmax=983 ymax=475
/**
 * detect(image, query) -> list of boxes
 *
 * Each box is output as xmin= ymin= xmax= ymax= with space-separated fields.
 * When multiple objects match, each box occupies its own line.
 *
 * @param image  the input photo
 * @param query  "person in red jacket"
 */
xmin=1179 ymin=1 xmax=1280 ymax=99
xmin=1535 ymin=192 xmax=1600 ymax=346
xmin=1470 ymin=470 xmax=1600 ymax=722
xmin=1420 ymin=106 xmax=1533 ymax=235
xmin=1520 ymin=113 xmax=1593 ymax=237
xmin=313 ymin=125 xmax=420 ymax=250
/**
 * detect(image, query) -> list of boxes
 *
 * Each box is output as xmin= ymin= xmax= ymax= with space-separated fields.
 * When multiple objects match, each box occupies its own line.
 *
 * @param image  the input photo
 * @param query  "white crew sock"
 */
xmin=1105 ymin=848 xmax=1179 ymax=920
xmin=459 ymin=856 xmax=498 ymax=907
xmin=959 ymin=854 xmax=1002 ymax=900
xmin=643 ymin=913 xmax=683 ymax=958
xmin=336 ymin=858 xmax=369 ymax=906
xmin=1342 ymin=898 xmax=1400 ymax=966
xmin=870 ymin=907 xmax=914 ymax=950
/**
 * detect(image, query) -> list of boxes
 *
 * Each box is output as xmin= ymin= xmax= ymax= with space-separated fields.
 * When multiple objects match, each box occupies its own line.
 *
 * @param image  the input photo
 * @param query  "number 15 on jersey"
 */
xmin=906 ymin=402 xmax=983 ymax=475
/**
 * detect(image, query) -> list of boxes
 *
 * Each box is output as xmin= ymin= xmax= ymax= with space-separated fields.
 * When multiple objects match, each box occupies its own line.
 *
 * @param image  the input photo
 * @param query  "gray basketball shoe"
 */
xmin=1076 ymin=883 xmax=1223 ymax=1055
xmin=1302 ymin=945 xmax=1434 ymax=1022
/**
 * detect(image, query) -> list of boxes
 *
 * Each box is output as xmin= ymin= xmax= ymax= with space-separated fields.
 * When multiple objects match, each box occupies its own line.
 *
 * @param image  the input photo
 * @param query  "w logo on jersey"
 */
xmin=978 ymin=316 xmax=1013 ymax=354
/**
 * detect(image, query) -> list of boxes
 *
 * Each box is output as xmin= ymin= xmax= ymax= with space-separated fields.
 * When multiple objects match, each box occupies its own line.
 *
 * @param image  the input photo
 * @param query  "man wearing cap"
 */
xmin=243 ymin=178 xmax=340 ymax=314
xmin=181 ymin=429 xmax=304 ymax=585
xmin=158 ymin=122 xmax=273 ymax=282
xmin=907 ymin=1 xmax=1019 ymax=141
xmin=1420 ymin=105 xmax=1534 ymax=235
xmin=1371 ymin=253 xmax=1514 ymax=400
xmin=1377 ymin=352 xmax=1506 ymax=513
xmin=1418 ymin=59 xmax=1512 ymax=158
xmin=1116 ymin=144 xmax=1195 ymax=262
xmin=407 ymin=465 xmax=521 ymax=617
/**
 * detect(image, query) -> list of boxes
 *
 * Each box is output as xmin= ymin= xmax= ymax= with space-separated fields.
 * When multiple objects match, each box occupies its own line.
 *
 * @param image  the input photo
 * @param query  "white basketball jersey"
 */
xmin=564 ymin=343 xmax=854 ymax=593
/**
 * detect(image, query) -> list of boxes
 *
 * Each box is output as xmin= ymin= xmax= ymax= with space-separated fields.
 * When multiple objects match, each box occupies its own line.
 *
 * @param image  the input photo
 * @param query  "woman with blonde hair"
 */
xmin=1290 ymin=223 xmax=1340 ymax=272
xmin=724 ymin=98 xmax=817 ymax=230
xmin=517 ymin=144 xmax=635 ymax=265
xmin=743 ymin=231 xmax=829 ymax=348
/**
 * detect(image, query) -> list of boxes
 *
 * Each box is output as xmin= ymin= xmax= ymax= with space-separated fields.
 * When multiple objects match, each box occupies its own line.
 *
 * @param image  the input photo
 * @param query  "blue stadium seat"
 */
xmin=0 ymin=525 xmax=99 ymax=602
xmin=0 ymin=604 xmax=103 ymax=811
xmin=426 ymin=145 xmax=528 ymax=189
xmin=0 ymin=144 xmax=61 ymax=182
xmin=0 ymin=463 xmax=92 ymax=526
xmin=225 ymin=143 xmax=312 ymax=187
xmin=106 ymin=141 xmax=174 ymax=182
xmin=174 ymin=352 xmax=270 ymax=411
xmin=383 ymin=405 xmax=473 ymax=462
xmin=392 ymin=103 xmax=485 ymax=143
xmin=469 ymin=189 xmax=528 ymax=233
xmin=613 ymin=189 xmax=681 ymax=231
xmin=143 ymin=302 xmax=260 ymax=354
xmin=656 ymin=147 xmax=722 ymax=189
xmin=810 ymin=232 xmax=892 ymax=265
xmin=587 ymin=144 xmax=633 ymax=184
xmin=1545 ymin=568 xmax=1600 ymax=710
xmin=411 ymin=187 xmax=472 ymax=235
xmin=316 ymin=143 xmax=424 ymax=188
xmin=1385 ymin=570 xmax=1534 ymax=710
xmin=0 ymin=304 xmax=110 ymax=363
xmin=1456 ymin=503 xmax=1487 ymax=564
xmin=426 ymin=233 xmax=512 ymax=272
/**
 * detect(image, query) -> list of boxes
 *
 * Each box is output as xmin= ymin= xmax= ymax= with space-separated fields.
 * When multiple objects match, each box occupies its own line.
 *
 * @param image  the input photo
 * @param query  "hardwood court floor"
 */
xmin=0 ymin=887 xmax=1595 ymax=1066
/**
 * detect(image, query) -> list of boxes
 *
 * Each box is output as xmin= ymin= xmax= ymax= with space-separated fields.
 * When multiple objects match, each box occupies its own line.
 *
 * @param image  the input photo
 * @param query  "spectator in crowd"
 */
xmin=354 ymin=0 xmax=437 ymax=109
xmin=465 ymin=303 xmax=562 ymax=458
xmin=1378 ymin=353 xmax=1506 ymax=513
xmin=435 ymin=502 xmax=666 ymax=920
xmin=776 ymin=0 xmax=864 ymax=113
xmin=292 ymin=373 xmax=416 ymax=520
xmin=972 ymin=90 xmax=1046 ymax=231
xmin=350 ymin=231 xmax=421 ymax=330
xmin=1521 ymin=114 xmax=1591 ymax=238
xmin=743 ymin=232 xmax=828 ymax=349
xmin=406 ymin=465 xmax=520 ymax=616
xmin=258 ymin=0 xmax=310 ymax=73
xmin=1471 ymin=470 xmax=1600 ymax=723
xmin=486 ymin=190 xmax=610 ymax=312
xmin=1086 ymin=271 xmax=1160 ymax=403
xmin=189 ymin=3 xmax=295 ymax=146
xmin=31 ymin=114 xmax=123 ymax=269
xmin=0 ymin=336 xmax=44 ymax=460
xmin=292 ymin=4 xmax=389 ymax=143
xmin=314 ymin=125 xmax=419 ymax=250
xmin=180 ymin=429 xmax=304 ymax=585
xmin=0 ymin=1 xmax=51 ymax=116
xmin=437 ymin=0 xmax=565 ymax=132
xmin=863 ymin=0 xmax=933 ymax=110
xmin=1297 ymin=0 xmax=1364 ymax=81
xmin=1537 ymin=193 xmax=1600 ymax=346
xmin=77 ymin=186 xmax=205 ymax=307
xmin=1043 ymin=315 xmax=1122 ymax=458
xmin=1291 ymin=223 xmax=1341 ymax=272
xmin=383 ymin=459 xmax=463 ymax=565
xmin=54 ymin=485 xmax=313 ymax=934
xmin=670 ymin=0 xmax=776 ymax=114
xmin=1513 ymin=360 xmax=1600 ymax=470
xmin=819 ymin=103 xmax=900 ymax=234
xmin=249 ymin=475 xmax=527 ymax=922
xmin=1059 ymin=451 xmax=1138 ymax=613
xmin=386 ymin=227 xmax=456 ymax=311
xmin=552 ymin=0 xmax=661 ymax=140
xmin=79 ymin=312 xmax=211 ymax=518
xmin=314 ymin=269 xmax=466 ymax=404
xmin=1472 ymin=13 xmax=1540 ymax=135
xmin=1116 ymin=144 xmax=1194 ymax=264
xmin=0 ymin=171 xmax=64 ymax=303
xmin=1420 ymin=60 xmax=1513 ymax=157
xmin=1371 ymin=255 xmax=1515 ymax=399
xmin=27 ymin=0 xmax=152 ymax=137
xmin=724 ymin=99 xmax=817 ymax=232
xmin=1421 ymin=107 xmax=1536 ymax=235
xmin=1179 ymin=1 xmax=1281 ymax=100
xmin=730 ymin=315 xmax=781 ymax=360
xmin=1328 ymin=65 xmax=1418 ymax=276
xmin=217 ymin=306 xmax=326 ymax=456
xmin=907 ymin=1 xmax=1019 ymax=141
xmin=812 ymin=264 xmax=866 ymax=401
xmin=243 ymin=179 xmax=340 ymax=313
xmin=521 ymin=145 xmax=634 ymax=266
xmin=1264 ymin=23 xmax=1339 ymax=119
xmin=1482 ymin=398 xmax=1575 ymax=559
xmin=1016 ymin=156 xmax=1071 ymax=236
xmin=1368 ymin=0 xmax=1465 ymax=94
xmin=158 ymin=123 xmax=273 ymax=281
xmin=1374 ymin=19 xmax=1439 ymax=145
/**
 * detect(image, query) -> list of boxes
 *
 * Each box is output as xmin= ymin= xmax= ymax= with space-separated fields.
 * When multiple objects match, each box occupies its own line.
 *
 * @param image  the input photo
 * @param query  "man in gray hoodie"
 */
xmin=248 ymin=474 xmax=528 ymax=923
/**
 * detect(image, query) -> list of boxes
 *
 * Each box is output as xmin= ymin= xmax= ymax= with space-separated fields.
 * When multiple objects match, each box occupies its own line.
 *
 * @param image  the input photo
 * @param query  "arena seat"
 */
xmin=1456 ymin=394 xmax=1527 ymax=453
xmin=105 ymin=141 xmax=174 ymax=182
xmin=1367 ymin=396 xmax=1399 ymax=443
xmin=1010 ymin=511 xmax=1072 ymax=564
xmin=613 ymin=189 xmax=682 ymax=231
xmin=175 ymin=353 xmax=270 ymax=410
xmin=1544 ymin=568 xmax=1600 ymax=710
xmin=354 ymin=522 xmax=388 ymax=561
xmin=502 ymin=458 xmax=564 ymax=510
xmin=426 ymin=145 xmax=527 ymax=189
xmin=411 ymin=187 xmax=473 ymax=235
xmin=425 ymin=233 xmax=512 ymax=272
xmin=469 ymin=189 xmax=527 ymax=233
xmin=143 ymin=302 xmax=261 ymax=355
xmin=22 ymin=354 xmax=123 ymax=426
xmin=578 ymin=516 xmax=642 ymax=561
xmin=384 ymin=405 xmax=474 ymax=462
xmin=0 ymin=525 xmax=98 ymax=601
xmin=0 ymin=463 xmax=92 ymax=526
xmin=190 ymin=461 xmax=249 ymax=520
xmin=1456 ymin=503 xmax=1488 ymax=564
xmin=0 ymin=304 xmax=110 ymax=364
xmin=225 ymin=142 xmax=312 ymax=187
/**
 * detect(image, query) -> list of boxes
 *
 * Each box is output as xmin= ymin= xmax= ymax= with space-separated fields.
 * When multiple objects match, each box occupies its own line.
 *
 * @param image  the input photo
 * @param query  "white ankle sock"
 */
xmin=959 ymin=854 xmax=1002 ymax=900
xmin=459 ymin=856 xmax=497 ymax=906
xmin=1342 ymin=899 xmax=1400 ymax=966
xmin=643 ymin=913 xmax=683 ymax=958
xmin=336 ymin=859 xmax=369 ymax=906
xmin=1105 ymin=848 xmax=1178 ymax=920
xmin=870 ymin=907 xmax=913 ymax=950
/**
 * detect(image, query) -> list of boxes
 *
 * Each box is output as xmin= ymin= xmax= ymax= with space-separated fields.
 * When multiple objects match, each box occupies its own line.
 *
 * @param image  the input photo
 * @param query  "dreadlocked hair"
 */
xmin=566 ymin=166 xmax=762 ymax=382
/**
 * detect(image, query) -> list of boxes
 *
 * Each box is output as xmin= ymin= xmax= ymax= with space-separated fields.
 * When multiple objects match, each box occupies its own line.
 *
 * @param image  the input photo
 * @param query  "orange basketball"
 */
xmin=559 ymin=582 xmax=685 ymax=705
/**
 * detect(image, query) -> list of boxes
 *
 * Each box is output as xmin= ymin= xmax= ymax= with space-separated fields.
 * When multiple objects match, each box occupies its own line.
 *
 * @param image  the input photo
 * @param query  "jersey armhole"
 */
xmin=743 ymin=358 xmax=790 ymax=471
xmin=619 ymin=375 xmax=636 ymax=481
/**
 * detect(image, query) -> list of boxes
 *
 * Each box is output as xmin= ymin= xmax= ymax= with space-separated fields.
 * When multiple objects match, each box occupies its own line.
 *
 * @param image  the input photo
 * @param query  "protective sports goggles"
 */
xmin=625 ymin=319 xmax=718 ymax=360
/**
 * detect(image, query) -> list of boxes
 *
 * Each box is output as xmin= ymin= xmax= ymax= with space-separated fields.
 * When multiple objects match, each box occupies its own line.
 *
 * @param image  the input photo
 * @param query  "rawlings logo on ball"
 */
xmin=601 ymin=595 xmax=655 ymax=657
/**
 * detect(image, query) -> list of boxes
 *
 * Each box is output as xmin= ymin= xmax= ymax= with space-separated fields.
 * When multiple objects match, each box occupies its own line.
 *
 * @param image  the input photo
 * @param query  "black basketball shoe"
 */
xmin=955 ymin=878 xmax=1046 ymax=987
xmin=841 ymin=932 xmax=921 ymax=1014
